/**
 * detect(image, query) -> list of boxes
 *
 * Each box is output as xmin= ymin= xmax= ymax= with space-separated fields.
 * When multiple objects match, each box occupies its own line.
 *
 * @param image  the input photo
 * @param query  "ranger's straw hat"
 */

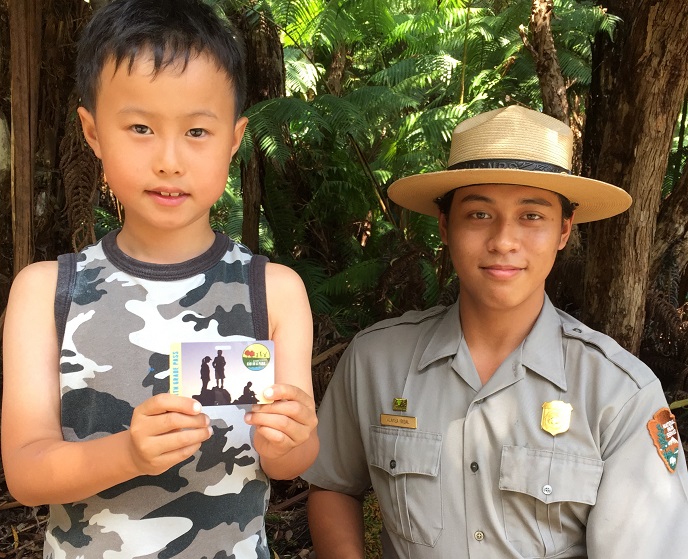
xmin=387 ymin=105 xmax=632 ymax=224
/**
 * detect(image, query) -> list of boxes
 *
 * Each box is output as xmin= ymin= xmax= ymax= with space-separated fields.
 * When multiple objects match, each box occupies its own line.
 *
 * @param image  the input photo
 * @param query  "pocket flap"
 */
xmin=499 ymin=445 xmax=603 ymax=505
xmin=369 ymin=425 xmax=442 ymax=477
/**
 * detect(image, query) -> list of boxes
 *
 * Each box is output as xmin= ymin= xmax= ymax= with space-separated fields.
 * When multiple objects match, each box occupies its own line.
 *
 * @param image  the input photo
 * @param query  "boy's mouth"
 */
xmin=147 ymin=189 xmax=189 ymax=204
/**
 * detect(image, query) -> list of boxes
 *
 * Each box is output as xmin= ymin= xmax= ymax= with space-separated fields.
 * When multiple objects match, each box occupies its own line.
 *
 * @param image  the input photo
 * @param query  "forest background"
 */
xmin=1 ymin=0 xmax=688 ymax=557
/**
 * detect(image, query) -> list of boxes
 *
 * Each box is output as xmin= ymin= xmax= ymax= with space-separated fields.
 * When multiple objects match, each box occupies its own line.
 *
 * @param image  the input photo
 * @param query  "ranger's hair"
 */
xmin=76 ymin=0 xmax=246 ymax=118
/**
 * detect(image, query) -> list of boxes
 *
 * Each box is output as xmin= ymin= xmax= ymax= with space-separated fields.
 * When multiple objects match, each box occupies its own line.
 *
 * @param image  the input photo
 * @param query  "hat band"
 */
xmin=448 ymin=158 xmax=570 ymax=174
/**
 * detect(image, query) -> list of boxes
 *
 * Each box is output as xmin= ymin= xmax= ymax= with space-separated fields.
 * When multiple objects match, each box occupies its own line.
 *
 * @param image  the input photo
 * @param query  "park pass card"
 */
xmin=169 ymin=340 xmax=275 ymax=406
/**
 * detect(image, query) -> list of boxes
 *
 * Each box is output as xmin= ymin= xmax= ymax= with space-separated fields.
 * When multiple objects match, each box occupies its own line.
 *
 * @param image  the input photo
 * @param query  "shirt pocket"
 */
xmin=368 ymin=425 xmax=443 ymax=546
xmin=499 ymin=445 xmax=604 ymax=558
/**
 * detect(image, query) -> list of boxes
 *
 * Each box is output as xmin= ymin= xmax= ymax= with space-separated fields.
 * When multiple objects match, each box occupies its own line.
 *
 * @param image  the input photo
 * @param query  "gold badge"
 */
xmin=541 ymin=401 xmax=573 ymax=436
xmin=392 ymin=398 xmax=407 ymax=412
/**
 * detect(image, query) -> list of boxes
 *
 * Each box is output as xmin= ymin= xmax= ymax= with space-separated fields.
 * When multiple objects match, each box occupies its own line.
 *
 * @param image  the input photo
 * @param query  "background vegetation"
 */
xmin=1 ymin=0 xmax=688 ymax=556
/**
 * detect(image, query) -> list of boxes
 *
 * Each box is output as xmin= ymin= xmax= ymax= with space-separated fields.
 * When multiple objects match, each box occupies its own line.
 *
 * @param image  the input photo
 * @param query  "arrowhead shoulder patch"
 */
xmin=647 ymin=407 xmax=680 ymax=473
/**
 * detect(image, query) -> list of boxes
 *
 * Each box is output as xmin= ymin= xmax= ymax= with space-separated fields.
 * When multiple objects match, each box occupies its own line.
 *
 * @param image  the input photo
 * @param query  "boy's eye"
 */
xmin=523 ymin=213 xmax=543 ymax=220
xmin=188 ymin=128 xmax=207 ymax=138
xmin=471 ymin=211 xmax=490 ymax=220
xmin=132 ymin=124 xmax=151 ymax=135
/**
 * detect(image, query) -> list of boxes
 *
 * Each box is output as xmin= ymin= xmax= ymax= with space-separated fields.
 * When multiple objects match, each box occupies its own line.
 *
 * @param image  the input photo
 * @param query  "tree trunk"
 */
xmin=234 ymin=6 xmax=285 ymax=254
xmin=650 ymin=93 xmax=688 ymax=285
xmin=650 ymin=161 xmax=688 ymax=289
xmin=582 ymin=0 xmax=688 ymax=354
xmin=522 ymin=0 xmax=568 ymax=123
xmin=326 ymin=44 xmax=347 ymax=97
xmin=35 ymin=0 xmax=87 ymax=258
xmin=9 ymin=0 xmax=42 ymax=276
xmin=1 ymin=1 xmax=11 ymax=310
xmin=521 ymin=0 xmax=583 ymax=178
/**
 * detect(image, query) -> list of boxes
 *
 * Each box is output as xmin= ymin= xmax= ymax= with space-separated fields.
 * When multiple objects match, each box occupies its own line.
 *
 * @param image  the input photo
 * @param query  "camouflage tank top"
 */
xmin=45 ymin=230 xmax=271 ymax=559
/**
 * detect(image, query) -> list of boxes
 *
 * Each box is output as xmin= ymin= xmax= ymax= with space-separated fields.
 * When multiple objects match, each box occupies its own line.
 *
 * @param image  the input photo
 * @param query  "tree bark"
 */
xmin=0 ymin=109 xmax=10 ymax=307
xmin=650 ymin=92 xmax=688 ymax=285
xmin=521 ymin=0 xmax=568 ymax=123
xmin=9 ymin=0 xmax=42 ymax=276
xmin=521 ymin=0 xmax=583 ymax=173
xmin=650 ymin=160 xmax=688 ymax=285
xmin=326 ymin=44 xmax=347 ymax=97
xmin=582 ymin=0 xmax=688 ymax=353
xmin=234 ymin=6 xmax=285 ymax=254
xmin=35 ymin=0 xmax=86 ymax=259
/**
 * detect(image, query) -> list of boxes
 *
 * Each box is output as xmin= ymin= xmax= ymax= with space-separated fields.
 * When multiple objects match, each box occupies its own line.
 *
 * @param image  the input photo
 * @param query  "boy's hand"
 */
xmin=244 ymin=384 xmax=318 ymax=460
xmin=128 ymin=394 xmax=212 ymax=476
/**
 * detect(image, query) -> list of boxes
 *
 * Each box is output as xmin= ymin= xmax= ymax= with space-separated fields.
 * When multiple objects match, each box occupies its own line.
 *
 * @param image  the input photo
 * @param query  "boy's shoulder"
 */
xmin=10 ymin=260 xmax=59 ymax=295
xmin=355 ymin=305 xmax=450 ymax=341
xmin=264 ymin=261 xmax=307 ymax=294
xmin=555 ymin=307 xmax=656 ymax=389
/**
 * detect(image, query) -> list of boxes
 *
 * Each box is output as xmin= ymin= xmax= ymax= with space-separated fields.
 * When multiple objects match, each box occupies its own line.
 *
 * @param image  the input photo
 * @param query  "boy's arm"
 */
xmin=307 ymin=485 xmax=365 ymax=559
xmin=1 ymin=262 xmax=211 ymax=505
xmin=244 ymin=262 xmax=318 ymax=479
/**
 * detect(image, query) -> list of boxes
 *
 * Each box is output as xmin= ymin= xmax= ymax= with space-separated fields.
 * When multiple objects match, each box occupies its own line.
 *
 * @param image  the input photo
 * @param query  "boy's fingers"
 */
xmin=249 ymin=400 xmax=310 ymax=422
xmin=129 ymin=425 xmax=213 ymax=475
xmin=131 ymin=410 xmax=209 ymax=438
xmin=259 ymin=384 xmax=315 ymax=406
xmin=157 ymin=411 xmax=210 ymax=433
xmin=136 ymin=394 xmax=203 ymax=416
xmin=247 ymin=411 xmax=313 ymax=442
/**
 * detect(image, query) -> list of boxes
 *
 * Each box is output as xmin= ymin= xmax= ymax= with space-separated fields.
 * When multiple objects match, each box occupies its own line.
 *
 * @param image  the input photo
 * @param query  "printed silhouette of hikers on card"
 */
xmin=200 ymin=356 xmax=211 ymax=391
xmin=233 ymin=381 xmax=259 ymax=404
xmin=194 ymin=355 xmax=258 ymax=406
xmin=212 ymin=349 xmax=226 ymax=389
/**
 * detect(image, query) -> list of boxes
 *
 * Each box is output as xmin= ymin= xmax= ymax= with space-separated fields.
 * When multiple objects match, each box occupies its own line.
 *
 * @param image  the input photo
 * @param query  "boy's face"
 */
xmin=78 ymin=51 xmax=247 ymax=237
xmin=439 ymin=183 xmax=572 ymax=317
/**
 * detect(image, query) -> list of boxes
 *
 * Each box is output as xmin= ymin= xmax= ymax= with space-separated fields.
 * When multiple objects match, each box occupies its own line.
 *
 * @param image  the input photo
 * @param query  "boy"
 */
xmin=303 ymin=106 xmax=688 ymax=557
xmin=1 ymin=1 xmax=318 ymax=558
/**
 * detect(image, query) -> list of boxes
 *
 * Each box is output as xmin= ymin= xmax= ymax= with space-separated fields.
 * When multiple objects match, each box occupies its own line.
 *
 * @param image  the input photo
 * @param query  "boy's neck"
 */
xmin=458 ymin=294 xmax=545 ymax=385
xmin=115 ymin=222 xmax=218 ymax=264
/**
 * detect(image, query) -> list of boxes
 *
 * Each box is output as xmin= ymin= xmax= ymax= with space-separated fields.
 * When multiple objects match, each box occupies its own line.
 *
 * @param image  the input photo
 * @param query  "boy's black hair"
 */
xmin=76 ymin=0 xmax=247 ymax=118
xmin=435 ymin=188 xmax=577 ymax=220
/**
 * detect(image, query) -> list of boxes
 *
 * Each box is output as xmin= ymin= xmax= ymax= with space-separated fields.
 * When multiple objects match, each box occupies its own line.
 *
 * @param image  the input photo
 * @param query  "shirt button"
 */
xmin=470 ymin=462 xmax=479 ymax=473
xmin=474 ymin=530 xmax=485 ymax=541
xmin=542 ymin=484 xmax=553 ymax=495
xmin=573 ymin=328 xmax=582 ymax=333
xmin=390 ymin=459 xmax=396 ymax=469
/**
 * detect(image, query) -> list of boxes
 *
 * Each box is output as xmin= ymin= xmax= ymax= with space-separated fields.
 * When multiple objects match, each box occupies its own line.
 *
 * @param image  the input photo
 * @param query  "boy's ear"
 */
xmin=438 ymin=211 xmax=449 ymax=245
xmin=558 ymin=215 xmax=574 ymax=250
xmin=77 ymin=107 xmax=102 ymax=159
xmin=229 ymin=116 xmax=249 ymax=159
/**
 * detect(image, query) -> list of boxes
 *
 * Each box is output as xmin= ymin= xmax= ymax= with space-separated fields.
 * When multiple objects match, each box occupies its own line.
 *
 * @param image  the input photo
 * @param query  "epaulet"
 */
xmin=356 ymin=305 xmax=449 ymax=339
xmin=558 ymin=311 xmax=655 ymax=389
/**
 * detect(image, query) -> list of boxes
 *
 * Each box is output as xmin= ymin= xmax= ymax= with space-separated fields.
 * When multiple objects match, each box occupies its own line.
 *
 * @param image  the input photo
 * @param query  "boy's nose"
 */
xmin=487 ymin=219 xmax=520 ymax=253
xmin=155 ymin=140 xmax=184 ymax=176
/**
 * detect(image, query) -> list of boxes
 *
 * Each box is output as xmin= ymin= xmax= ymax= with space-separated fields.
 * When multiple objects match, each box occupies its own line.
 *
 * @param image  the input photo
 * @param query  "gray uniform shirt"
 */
xmin=303 ymin=297 xmax=688 ymax=558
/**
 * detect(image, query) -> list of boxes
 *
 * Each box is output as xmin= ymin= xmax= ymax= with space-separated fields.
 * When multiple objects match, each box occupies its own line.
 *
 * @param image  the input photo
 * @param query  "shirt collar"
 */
xmin=416 ymin=296 xmax=567 ymax=391
xmin=417 ymin=301 xmax=463 ymax=371
xmin=521 ymin=296 xmax=567 ymax=391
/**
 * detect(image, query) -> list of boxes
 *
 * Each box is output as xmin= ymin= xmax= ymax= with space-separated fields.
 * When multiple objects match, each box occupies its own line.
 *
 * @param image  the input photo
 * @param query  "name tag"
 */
xmin=380 ymin=413 xmax=417 ymax=429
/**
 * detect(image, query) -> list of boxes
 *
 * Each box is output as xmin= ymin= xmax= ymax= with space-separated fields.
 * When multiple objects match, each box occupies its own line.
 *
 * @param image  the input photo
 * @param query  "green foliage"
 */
xmin=216 ymin=0 xmax=623 ymax=335
xmin=94 ymin=206 xmax=122 ymax=240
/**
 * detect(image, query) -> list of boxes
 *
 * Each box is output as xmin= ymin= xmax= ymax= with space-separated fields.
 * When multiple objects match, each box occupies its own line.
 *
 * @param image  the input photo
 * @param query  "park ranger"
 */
xmin=303 ymin=106 xmax=688 ymax=558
